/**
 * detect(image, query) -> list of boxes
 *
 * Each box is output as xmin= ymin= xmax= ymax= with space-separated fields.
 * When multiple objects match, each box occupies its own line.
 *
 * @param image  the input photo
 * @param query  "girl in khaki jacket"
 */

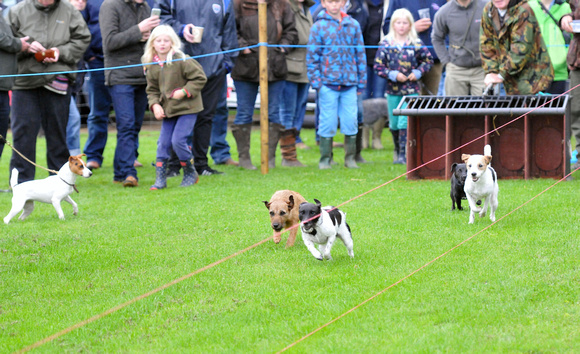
xmin=142 ymin=25 xmax=207 ymax=190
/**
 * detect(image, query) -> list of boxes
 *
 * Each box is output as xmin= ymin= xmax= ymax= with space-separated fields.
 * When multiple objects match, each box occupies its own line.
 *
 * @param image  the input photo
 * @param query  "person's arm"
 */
xmin=479 ymin=5 xmax=500 ymax=75
xmin=182 ymin=58 xmax=208 ymax=99
xmin=354 ymin=23 xmax=367 ymax=92
xmin=99 ymin=1 xmax=146 ymax=53
xmin=221 ymin=0 xmax=239 ymax=73
xmin=306 ymin=24 xmax=322 ymax=89
xmin=431 ymin=8 xmax=450 ymax=66
xmin=373 ymin=42 xmax=398 ymax=81
xmin=412 ymin=40 xmax=434 ymax=80
xmin=55 ymin=9 xmax=91 ymax=66
xmin=278 ymin=4 xmax=298 ymax=52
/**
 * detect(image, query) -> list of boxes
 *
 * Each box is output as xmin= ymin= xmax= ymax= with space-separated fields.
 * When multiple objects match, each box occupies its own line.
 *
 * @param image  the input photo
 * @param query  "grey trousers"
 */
xmin=569 ymin=69 xmax=580 ymax=153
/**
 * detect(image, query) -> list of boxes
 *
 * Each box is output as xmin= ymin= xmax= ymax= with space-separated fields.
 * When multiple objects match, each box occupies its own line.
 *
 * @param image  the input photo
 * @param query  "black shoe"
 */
xmin=197 ymin=166 xmax=224 ymax=176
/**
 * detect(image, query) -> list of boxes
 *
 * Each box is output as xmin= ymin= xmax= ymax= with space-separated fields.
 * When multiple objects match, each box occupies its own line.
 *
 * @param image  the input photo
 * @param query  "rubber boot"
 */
xmin=355 ymin=124 xmax=367 ymax=163
xmin=394 ymin=129 xmax=407 ymax=165
xmin=280 ymin=128 xmax=306 ymax=167
xmin=232 ymin=123 xmax=256 ymax=170
xmin=344 ymin=134 xmax=359 ymax=169
xmin=319 ymin=137 xmax=332 ymax=169
xmin=180 ymin=158 xmax=199 ymax=187
xmin=268 ymin=122 xmax=284 ymax=168
xmin=330 ymin=138 xmax=338 ymax=165
xmin=150 ymin=160 xmax=168 ymax=190
xmin=390 ymin=129 xmax=400 ymax=162
xmin=371 ymin=116 xmax=386 ymax=150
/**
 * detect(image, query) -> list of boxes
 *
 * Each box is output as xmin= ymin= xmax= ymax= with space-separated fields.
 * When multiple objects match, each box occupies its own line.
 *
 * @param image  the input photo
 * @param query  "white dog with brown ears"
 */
xmin=462 ymin=145 xmax=499 ymax=224
xmin=4 ymin=154 xmax=92 ymax=224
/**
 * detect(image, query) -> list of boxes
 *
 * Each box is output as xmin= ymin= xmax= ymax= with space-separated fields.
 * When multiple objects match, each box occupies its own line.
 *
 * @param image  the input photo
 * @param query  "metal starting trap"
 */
xmin=393 ymin=95 xmax=570 ymax=180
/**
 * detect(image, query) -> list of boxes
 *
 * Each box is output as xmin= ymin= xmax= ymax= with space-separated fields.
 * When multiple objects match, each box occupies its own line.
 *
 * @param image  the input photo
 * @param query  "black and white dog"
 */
xmin=298 ymin=199 xmax=354 ymax=260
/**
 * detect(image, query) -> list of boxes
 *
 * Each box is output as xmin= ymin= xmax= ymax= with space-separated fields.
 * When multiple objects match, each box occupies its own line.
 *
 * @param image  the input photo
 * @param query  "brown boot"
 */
xmin=280 ymin=128 xmax=306 ymax=167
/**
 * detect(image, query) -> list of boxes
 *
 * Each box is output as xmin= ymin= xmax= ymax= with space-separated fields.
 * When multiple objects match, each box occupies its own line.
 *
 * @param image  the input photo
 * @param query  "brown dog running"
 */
xmin=263 ymin=190 xmax=306 ymax=247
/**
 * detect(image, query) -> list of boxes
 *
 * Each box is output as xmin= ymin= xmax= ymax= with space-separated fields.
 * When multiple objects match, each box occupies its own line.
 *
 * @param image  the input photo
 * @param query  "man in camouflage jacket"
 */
xmin=480 ymin=0 xmax=554 ymax=95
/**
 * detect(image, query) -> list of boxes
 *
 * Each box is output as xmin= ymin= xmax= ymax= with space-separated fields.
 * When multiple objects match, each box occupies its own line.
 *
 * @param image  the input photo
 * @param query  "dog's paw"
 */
xmin=479 ymin=211 xmax=486 ymax=218
xmin=315 ymin=256 xmax=323 ymax=261
xmin=273 ymin=232 xmax=281 ymax=243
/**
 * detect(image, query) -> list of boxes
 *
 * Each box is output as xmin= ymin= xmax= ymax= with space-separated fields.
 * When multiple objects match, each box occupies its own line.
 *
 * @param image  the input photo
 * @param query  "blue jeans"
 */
xmin=157 ymin=114 xmax=197 ymax=161
xmin=317 ymin=85 xmax=358 ymax=138
xmin=233 ymin=80 xmax=283 ymax=125
xmin=109 ymin=84 xmax=146 ymax=181
xmin=364 ymin=69 xmax=387 ymax=99
xmin=83 ymin=59 xmax=112 ymax=165
xmin=67 ymin=96 xmax=81 ymax=155
xmin=280 ymin=81 xmax=309 ymax=143
xmin=209 ymin=79 xmax=232 ymax=164
xmin=0 ymin=91 xmax=9 ymax=158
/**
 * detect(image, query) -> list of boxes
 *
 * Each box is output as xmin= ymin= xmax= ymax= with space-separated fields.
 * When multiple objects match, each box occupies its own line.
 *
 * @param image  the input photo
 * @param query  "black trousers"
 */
xmin=10 ymin=88 xmax=70 ymax=183
xmin=168 ymin=70 xmax=226 ymax=171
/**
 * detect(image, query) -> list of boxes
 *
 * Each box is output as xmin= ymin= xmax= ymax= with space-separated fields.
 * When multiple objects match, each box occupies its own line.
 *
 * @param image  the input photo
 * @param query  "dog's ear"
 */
xmin=484 ymin=155 xmax=492 ymax=165
xmin=263 ymin=201 xmax=271 ymax=209
xmin=314 ymin=199 xmax=321 ymax=208
xmin=287 ymin=195 xmax=295 ymax=210
xmin=451 ymin=163 xmax=457 ymax=173
xmin=461 ymin=154 xmax=470 ymax=163
xmin=68 ymin=155 xmax=76 ymax=163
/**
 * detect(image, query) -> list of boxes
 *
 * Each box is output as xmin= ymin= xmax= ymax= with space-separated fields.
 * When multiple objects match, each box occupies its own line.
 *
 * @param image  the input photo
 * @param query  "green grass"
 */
xmin=0 ymin=125 xmax=579 ymax=352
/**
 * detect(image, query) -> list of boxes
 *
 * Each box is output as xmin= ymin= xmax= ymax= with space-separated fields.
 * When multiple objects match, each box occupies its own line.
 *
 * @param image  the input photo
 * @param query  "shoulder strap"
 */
xmin=538 ymin=1 xmax=561 ymax=27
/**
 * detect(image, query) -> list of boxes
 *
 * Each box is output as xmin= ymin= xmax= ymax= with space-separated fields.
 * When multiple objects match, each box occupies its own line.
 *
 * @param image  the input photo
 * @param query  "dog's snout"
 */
xmin=471 ymin=172 xmax=477 ymax=177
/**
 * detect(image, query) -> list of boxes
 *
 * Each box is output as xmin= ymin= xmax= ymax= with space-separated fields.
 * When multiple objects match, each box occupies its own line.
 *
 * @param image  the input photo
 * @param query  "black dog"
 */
xmin=451 ymin=162 xmax=467 ymax=211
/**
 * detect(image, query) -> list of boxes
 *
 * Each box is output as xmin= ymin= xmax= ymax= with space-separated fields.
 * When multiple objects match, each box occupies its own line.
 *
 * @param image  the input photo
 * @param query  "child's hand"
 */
xmin=152 ymin=104 xmax=166 ymax=120
xmin=407 ymin=72 xmax=418 ymax=82
xmin=396 ymin=73 xmax=408 ymax=82
xmin=171 ymin=88 xmax=186 ymax=100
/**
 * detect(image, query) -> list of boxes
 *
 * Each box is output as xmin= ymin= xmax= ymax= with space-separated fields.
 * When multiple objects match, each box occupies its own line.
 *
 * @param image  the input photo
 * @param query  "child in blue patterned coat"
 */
xmin=306 ymin=0 xmax=367 ymax=170
xmin=374 ymin=8 xmax=433 ymax=165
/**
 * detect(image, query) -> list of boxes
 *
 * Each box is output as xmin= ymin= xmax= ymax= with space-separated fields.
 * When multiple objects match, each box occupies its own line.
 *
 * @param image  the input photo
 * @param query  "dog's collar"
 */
xmin=59 ymin=177 xmax=79 ymax=193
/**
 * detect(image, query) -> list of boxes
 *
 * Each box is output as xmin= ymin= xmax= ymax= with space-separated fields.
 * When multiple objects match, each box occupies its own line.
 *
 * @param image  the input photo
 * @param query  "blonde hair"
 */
xmin=387 ymin=8 xmax=418 ymax=44
xmin=141 ymin=25 xmax=184 ymax=67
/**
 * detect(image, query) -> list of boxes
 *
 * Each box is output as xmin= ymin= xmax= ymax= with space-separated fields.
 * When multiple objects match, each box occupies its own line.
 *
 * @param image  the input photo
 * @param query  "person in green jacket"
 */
xmin=529 ymin=0 xmax=571 ymax=94
xmin=143 ymin=25 xmax=207 ymax=190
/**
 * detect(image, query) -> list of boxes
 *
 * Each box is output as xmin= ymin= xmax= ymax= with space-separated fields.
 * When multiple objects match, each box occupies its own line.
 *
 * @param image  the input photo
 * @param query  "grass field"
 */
xmin=0 ymin=125 xmax=579 ymax=353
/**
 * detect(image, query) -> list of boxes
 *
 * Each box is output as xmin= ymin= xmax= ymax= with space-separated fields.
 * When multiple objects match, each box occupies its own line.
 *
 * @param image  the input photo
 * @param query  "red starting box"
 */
xmin=393 ymin=95 xmax=571 ymax=180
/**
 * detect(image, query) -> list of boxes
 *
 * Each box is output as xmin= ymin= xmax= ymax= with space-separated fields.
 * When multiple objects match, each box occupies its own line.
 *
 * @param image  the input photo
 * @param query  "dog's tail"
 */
xmin=9 ymin=168 xmax=19 ymax=189
xmin=484 ymin=144 xmax=492 ymax=157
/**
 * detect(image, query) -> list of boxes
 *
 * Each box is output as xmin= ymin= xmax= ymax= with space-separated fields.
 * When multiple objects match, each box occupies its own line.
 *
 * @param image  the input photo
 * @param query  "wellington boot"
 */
xmin=319 ymin=137 xmax=333 ymax=169
xmin=394 ymin=129 xmax=407 ymax=165
xmin=232 ymin=123 xmax=256 ymax=170
xmin=355 ymin=124 xmax=367 ymax=163
xmin=150 ymin=160 xmax=168 ymax=190
xmin=180 ymin=159 xmax=199 ymax=187
xmin=280 ymin=128 xmax=306 ymax=167
xmin=344 ymin=135 xmax=359 ymax=169
xmin=268 ymin=122 xmax=284 ymax=168
xmin=390 ymin=129 xmax=400 ymax=162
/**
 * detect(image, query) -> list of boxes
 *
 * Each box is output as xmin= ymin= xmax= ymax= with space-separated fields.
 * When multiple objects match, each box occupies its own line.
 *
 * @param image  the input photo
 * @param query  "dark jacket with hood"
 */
xmin=231 ymin=0 xmax=298 ymax=82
